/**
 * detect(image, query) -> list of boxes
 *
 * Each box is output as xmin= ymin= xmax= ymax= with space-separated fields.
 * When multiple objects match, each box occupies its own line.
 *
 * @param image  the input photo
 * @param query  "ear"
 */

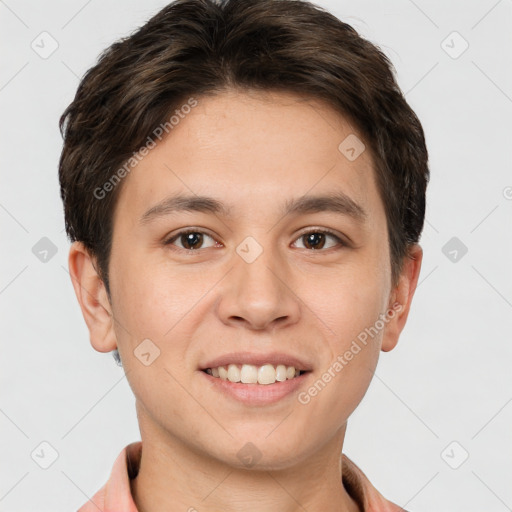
xmin=381 ymin=244 xmax=423 ymax=352
xmin=67 ymin=241 xmax=117 ymax=353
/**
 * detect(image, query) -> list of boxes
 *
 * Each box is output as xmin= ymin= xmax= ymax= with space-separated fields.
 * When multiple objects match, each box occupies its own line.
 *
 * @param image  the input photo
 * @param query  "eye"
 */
xmin=292 ymin=229 xmax=345 ymax=250
xmin=164 ymin=230 xmax=220 ymax=251
xmin=163 ymin=228 xmax=346 ymax=252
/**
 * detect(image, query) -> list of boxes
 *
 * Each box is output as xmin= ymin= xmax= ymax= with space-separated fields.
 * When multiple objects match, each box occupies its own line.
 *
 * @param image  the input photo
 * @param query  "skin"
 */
xmin=69 ymin=89 xmax=422 ymax=512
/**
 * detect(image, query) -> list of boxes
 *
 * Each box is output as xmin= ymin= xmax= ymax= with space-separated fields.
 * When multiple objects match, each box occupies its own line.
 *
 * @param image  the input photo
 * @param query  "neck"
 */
xmin=131 ymin=405 xmax=361 ymax=512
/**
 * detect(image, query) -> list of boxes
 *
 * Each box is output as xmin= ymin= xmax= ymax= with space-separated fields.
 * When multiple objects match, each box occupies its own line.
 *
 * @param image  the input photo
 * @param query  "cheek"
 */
xmin=303 ymin=261 xmax=387 ymax=404
xmin=306 ymin=260 xmax=388 ymax=341
xmin=110 ymin=249 xmax=189 ymax=334
xmin=306 ymin=280 xmax=385 ymax=422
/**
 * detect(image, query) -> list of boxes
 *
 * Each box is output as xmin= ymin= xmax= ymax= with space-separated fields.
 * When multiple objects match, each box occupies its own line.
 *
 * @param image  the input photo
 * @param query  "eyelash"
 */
xmin=163 ymin=227 xmax=347 ymax=252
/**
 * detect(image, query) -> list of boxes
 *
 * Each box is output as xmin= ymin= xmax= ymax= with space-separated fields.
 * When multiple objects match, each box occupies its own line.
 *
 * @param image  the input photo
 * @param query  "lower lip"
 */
xmin=199 ymin=370 xmax=311 ymax=406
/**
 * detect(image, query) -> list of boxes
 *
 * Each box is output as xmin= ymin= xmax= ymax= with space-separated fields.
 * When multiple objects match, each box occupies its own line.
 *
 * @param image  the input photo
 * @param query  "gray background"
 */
xmin=1 ymin=0 xmax=511 ymax=511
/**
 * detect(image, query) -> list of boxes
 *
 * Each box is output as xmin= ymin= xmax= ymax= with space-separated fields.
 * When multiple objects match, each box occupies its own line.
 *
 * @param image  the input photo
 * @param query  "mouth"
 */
xmin=201 ymin=364 xmax=311 ymax=385
xmin=198 ymin=353 xmax=313 ymax=405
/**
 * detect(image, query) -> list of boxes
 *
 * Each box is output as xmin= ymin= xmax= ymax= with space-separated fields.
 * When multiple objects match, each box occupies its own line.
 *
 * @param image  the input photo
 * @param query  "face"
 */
xmin=71 ymin=89 xmax=421 ymax=470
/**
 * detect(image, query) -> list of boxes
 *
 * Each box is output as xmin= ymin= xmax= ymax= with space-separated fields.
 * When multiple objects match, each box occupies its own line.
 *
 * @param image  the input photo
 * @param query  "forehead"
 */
xmin=113 ymin=89 xmax=385 ymax=228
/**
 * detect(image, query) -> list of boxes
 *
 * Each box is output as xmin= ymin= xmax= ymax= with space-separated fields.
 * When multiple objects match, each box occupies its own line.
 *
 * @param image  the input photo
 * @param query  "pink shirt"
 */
xmin=77 ymin=441 xmax=406 ymax=512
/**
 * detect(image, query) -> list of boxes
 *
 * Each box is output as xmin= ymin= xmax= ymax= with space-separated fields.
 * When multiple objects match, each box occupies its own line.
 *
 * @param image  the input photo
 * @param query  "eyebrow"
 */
xmin=139 ymin=191 xmax=368 ymax=225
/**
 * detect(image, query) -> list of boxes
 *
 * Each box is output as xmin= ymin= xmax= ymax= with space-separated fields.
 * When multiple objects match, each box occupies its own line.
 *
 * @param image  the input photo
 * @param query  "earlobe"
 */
xmin=67 ymin=241 xmax=117 ymax=353
xmin=381 ymin=244 xmax=423 ymax=352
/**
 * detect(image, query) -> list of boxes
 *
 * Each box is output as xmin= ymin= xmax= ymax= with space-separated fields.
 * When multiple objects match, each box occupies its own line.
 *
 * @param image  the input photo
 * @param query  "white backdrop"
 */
xmin=1 ymin=1 xmax=511 ymax=511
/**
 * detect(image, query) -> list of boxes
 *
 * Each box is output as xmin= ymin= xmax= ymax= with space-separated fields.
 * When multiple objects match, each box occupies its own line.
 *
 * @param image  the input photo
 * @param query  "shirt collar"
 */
xmin=79 ymin=441 xmax=403 ymax=512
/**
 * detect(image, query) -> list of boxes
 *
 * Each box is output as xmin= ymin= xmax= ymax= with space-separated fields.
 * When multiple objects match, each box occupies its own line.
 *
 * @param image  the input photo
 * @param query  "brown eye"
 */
xmin=302 ymin=232 xmax=326 ymax=249
xmin=180 ymin=232 xmax=204 ymax=250
xmin=165 ymin=231 xmax=217 ymax=250
xmin=293 ymin=230 xmax=344 ymax=250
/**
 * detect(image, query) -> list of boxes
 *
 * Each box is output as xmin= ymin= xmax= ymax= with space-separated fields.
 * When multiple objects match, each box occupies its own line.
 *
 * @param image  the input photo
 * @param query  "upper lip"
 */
xmin=200 ymin=352 xmax=313 ymax=372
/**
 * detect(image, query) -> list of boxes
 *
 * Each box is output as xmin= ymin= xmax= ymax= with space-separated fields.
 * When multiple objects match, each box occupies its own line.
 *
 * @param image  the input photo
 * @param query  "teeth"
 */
xmin=241 ymin=364 xmax=258 ymax=384
xmin=227 ymin=364 xmax=241 ymax=382
xmin=258 ymin=364 xmax=275 ymax=385
xmin=205 ymin=363 xmax=304 ymax=385
xmin=275 ymin=364 xmax=287 ymax=382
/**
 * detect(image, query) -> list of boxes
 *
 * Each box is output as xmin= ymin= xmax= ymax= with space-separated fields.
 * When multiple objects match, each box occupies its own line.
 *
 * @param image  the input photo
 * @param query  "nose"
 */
xmin=215 ymin=244 xmax=301 ymax=331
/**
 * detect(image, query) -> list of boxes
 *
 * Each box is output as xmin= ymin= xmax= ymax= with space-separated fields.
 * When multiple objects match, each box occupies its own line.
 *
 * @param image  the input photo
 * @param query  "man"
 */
xmin=59 ymin=1 xmax=429 ymax=510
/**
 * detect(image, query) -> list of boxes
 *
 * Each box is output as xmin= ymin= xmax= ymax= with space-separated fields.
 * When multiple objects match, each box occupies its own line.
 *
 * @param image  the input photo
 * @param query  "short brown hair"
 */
xmin=59 ymin=0 xmax=429 ymax=296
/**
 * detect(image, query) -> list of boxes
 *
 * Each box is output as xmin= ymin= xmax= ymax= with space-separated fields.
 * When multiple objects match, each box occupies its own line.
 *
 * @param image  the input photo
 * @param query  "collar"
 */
xmin=78 ymin=441 xmax=404 ymax=512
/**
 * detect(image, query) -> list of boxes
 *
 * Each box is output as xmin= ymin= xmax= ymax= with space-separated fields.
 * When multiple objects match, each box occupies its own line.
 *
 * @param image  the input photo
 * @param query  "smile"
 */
xmin=203 ymin=363 xmax=307 ymax=385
